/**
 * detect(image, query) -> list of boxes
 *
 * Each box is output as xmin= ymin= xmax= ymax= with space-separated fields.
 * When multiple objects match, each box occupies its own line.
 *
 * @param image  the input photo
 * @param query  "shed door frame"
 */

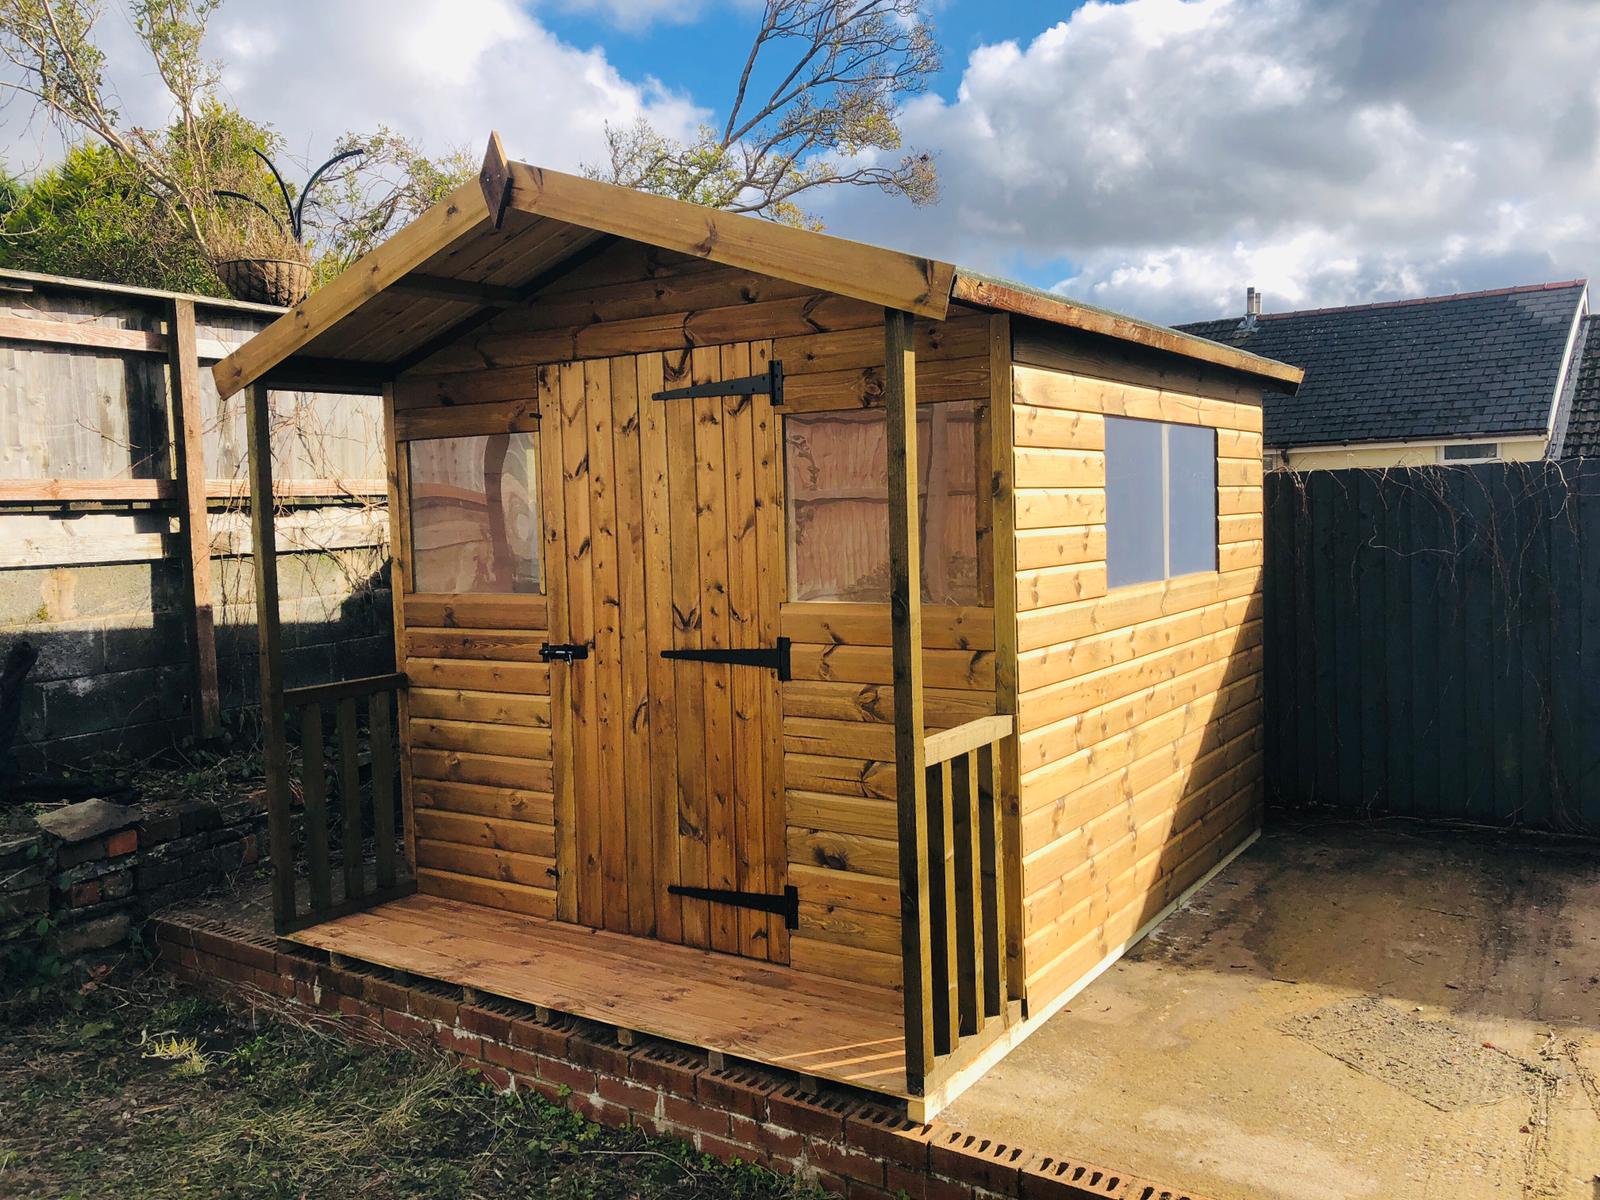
xmin=543 ymin=345 xmax=789 ymax=963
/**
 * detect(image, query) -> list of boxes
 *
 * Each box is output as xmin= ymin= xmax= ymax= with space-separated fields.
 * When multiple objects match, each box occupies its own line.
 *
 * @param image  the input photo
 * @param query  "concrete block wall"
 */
xmin=0 ymin=534 xmax=393 ymax=769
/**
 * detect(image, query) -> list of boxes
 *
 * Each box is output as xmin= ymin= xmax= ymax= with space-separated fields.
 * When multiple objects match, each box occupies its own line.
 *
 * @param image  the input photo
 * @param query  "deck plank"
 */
xmin=288 ymin=894 xmax=907 ymax=1094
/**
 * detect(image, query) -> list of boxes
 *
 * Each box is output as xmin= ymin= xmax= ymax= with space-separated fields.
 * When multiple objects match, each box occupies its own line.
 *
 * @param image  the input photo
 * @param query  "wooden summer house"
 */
xmin=215 ymin=135 xmax=1302 ymax=1117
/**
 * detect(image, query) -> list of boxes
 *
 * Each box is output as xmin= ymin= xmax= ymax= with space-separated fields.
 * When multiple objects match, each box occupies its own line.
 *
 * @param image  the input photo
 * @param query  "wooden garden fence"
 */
xmin=1264 ymin=461 xmax=1600 ymax=834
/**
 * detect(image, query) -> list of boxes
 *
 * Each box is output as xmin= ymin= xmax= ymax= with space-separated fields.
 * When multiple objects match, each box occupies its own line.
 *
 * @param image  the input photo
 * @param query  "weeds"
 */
xmin=0 ymin=973 xmax=826 ymax=1200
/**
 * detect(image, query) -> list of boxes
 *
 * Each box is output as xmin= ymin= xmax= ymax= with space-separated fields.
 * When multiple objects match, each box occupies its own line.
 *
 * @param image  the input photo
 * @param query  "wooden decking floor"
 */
xmin=286 ymin=893 xmax=910 ymax=1098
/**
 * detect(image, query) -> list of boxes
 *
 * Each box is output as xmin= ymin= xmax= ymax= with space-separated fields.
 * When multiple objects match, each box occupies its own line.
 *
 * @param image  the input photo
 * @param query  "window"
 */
xmin=1105 ymin=416 xmax=1217 ymax=588
xmin=1441 ymin=442 xmax=1500 ymax=463
xmin=407 ymin=433 xmax=542 ymax=594
xmin=784 ymin=402 xmax=979 ymax=605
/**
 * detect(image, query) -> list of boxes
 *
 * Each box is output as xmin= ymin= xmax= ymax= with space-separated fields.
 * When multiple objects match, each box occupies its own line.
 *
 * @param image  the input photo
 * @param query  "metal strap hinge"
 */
xmin=659 ymin=637 xmax=790 ymax=681
xmin=652 ymin=360 xmax=784 ymax=407
xmin=667 ymin=884 xmax=799 ymax=930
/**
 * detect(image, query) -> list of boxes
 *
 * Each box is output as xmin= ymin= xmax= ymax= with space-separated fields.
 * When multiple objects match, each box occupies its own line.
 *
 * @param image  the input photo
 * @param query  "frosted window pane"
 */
xmin=407 ymin=433 xmax=542 ymax=594
xmin=1105 ymin=417 xmax=1166 ymax=588
xmin=784 ymin=402 xmax=979 ymax=605
xmin=1168 ymin=424 xmax=1218 ymax=577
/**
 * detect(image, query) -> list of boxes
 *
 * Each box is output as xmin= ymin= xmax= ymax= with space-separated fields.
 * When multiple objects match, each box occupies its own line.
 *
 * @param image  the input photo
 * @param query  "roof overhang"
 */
xmin=214 ymin=132 xmax=1303 ymax=399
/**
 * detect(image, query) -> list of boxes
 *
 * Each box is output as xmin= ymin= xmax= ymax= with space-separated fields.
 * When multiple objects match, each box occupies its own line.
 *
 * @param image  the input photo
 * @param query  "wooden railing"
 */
xmin=902 ymin=713 xmax=1022 ymax=1096
xmin=271 ymin=671 xmax=412 ymax=934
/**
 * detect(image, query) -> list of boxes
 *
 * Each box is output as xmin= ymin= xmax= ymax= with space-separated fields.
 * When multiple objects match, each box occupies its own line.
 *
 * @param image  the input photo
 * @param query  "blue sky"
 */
xmin=539 ymin=3 xmax=1084 ymax=107
xmin=6 ymin=0 xmax=1599 ymax=324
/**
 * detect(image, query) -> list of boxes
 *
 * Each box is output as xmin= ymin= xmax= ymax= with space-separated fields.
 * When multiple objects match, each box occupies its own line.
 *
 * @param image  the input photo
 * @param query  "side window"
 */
xmin=784 ymin=401 xmax=979 ymax=606
xmin=1105 ymin=416 xmax=1217 ymax=588
xmin=406 ymin=432 xmax=542 ymax=594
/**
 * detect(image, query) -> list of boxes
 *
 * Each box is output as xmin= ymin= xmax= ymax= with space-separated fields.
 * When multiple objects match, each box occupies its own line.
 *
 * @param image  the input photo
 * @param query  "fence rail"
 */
xmin=1264 ymin=462 xmax=1600 ymax=835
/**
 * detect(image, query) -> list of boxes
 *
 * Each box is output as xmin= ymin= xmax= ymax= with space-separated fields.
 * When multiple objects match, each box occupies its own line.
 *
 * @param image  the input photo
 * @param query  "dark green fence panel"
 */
xmin=1265 ymin=461 xmax=1600 ymax=834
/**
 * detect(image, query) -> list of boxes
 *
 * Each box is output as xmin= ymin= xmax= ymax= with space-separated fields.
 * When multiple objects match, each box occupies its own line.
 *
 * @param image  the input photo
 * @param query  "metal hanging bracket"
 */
xmin=652 ymin=360 xmax=784 ymax=407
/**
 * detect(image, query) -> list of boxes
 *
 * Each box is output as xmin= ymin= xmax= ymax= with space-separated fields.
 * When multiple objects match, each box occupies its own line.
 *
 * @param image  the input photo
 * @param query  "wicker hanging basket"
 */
xmin=215 ymin=257 xmax=312 ymax=307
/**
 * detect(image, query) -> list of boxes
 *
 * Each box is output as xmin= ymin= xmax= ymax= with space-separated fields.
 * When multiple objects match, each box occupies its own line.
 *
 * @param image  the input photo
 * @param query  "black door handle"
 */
xmin=539 ymin=642 xmax=589 ymax=663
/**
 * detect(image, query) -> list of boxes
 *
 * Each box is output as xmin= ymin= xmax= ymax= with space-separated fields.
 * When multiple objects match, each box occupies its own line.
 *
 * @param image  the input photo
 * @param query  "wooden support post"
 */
xmin=381 ymin=383 xmax=417 ymax=872
xmin=886 ymin=308 xmax=935 ymax=1091
xmin=987 ymin=313 xmax=1026 ymax=1003
xmin=247 ymin=380 xmax=295 ymax=930
xmin=169 ymin=298 xmax=222 ymax=739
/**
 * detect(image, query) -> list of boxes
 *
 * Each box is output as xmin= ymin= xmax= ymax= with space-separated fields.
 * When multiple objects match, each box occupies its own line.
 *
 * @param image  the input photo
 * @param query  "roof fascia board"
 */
xmin=1281 ymin=433 xmax=1550 ymax=454
xmin=1543 ymin=284 xmax=1590 ymax=444
xmin=494 ymin=157 xmax=954 ymax=321
xmin=953 ymin=272 xmax=1304 ymax=390
xmin=211 ymin=177 xmax=495 ymax=399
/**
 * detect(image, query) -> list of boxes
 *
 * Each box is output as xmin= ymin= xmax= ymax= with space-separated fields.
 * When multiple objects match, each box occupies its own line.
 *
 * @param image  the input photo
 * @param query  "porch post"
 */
xmin=886 ymin=308 xmax=935 ymax=1090
xmin=246 ymin=380 xmax=295 ymax=929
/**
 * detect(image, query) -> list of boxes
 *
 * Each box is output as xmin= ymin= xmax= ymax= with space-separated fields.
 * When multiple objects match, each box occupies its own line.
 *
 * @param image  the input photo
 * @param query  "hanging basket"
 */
xmin=215 ymin=257 xmax=311 ymax=307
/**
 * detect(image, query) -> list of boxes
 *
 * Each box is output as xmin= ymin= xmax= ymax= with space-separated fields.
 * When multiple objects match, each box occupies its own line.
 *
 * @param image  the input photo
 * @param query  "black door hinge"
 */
xmin=652 ymin=360 xmax=784 ymax=407
xmin=660 ymin=637 xmax=790 ymax=681
xmin=539 ymin=642 xmax=589 ymax=663
xmin=668 ymin=883 xmax=799 ymax=930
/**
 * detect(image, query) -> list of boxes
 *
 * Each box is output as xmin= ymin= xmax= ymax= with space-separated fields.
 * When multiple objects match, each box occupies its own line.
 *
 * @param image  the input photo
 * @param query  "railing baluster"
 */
xmin=977 ymin=741 xmax=1004 ymax=1018
xmin=925 ymin=759 xmax=959 ymax=1055
xmin=369 ymin=690 xmax=397 ymax=890
xmin=300 ymin=702 xmax=333 ymax=913
xmin=337 ymin=696 xmax=364 ymax=901
xmin=952 ymin=749 xmax=982 ymax=1034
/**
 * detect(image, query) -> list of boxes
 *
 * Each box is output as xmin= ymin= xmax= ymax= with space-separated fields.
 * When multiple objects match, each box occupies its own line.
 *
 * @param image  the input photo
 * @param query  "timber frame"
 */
xmin=217 ymin=133 xmax=1302 ymax=1118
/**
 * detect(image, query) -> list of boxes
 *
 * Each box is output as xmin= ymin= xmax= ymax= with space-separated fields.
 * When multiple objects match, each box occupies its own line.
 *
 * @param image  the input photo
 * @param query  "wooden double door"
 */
xmin=539 ymin=344 xmax=790 ymax=963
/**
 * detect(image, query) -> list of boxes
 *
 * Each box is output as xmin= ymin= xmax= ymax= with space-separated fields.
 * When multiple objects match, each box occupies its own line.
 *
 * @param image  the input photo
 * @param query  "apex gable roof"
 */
xmin=1177 ymin=281 xmax=1589 ymax=450
xmin=214 ymin=133 xmax=1301 ymax=400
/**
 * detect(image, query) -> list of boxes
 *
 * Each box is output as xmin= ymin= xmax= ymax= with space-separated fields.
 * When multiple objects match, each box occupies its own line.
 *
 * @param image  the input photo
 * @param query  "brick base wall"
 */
xmin=150 ymin=913 xmax=1207 ymax=1200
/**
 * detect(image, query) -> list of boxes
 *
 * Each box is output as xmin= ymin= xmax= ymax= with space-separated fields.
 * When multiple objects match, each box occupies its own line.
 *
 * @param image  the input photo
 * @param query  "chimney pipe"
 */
xmin=1246 ymin=286 xmax=1262 ymax=317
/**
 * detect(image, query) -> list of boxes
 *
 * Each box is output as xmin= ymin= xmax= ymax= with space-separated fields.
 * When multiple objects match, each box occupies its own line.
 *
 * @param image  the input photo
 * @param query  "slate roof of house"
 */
xmin=1562 ymin=315 xmax=1600 ymax=459
xmin=1175 ymin=281 xmax=1588 ymax=449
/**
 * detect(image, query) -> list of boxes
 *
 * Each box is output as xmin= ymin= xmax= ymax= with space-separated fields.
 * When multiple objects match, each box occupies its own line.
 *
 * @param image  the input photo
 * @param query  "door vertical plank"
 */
xmin=540 ymin=365 xmax=579 ymax=923
xmin=586 ymin=358 xmax=629 ymax=932
xmin=721 ymin=341 xmax=766 ymax=959
xmin=612 ymin=353 xmax=656 ymax=937
xmin=639 ymin=351 xmax=684 ymax=943
xmin=585 ymin=356 xmax=627 ymax=928
xmin=559 ymin=360 xmax=602 ymax=927
xmin=664 ymin=350 xmax=710 ymax=947
xmin=693 ymin=344 xmax=738 ymax=955
xmin=751 ymin=338 xmax=789 ymax=963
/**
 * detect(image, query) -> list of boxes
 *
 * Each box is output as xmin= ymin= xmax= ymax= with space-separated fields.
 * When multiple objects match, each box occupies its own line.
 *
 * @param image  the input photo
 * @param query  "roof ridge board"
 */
xmin=1257 ymin=279 xmax=1588 ymax=322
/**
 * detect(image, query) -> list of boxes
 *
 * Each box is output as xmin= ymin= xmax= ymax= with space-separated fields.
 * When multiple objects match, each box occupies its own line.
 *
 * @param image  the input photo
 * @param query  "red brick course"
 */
xmin=149 ymin=913 xmax=1211 ymax=1200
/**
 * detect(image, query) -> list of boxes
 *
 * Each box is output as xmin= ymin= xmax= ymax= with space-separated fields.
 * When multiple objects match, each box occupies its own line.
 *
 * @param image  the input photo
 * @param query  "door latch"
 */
xmin=539 ymin=642 xmax=589 ymax=663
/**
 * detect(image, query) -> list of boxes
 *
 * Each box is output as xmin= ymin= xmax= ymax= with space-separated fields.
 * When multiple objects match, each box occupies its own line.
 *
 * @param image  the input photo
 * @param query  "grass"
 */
xmin=0 ymin=972 xmax=827 ymax=1200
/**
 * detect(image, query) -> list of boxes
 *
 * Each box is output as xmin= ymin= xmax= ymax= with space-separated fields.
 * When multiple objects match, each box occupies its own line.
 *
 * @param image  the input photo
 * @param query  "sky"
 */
xmin=3 ymin=0 xmax=1599 ymax=325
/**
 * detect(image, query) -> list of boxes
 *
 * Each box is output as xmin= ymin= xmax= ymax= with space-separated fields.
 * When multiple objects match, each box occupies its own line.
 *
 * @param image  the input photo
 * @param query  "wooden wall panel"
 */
xmin=401 ymin=591 xmax=558 ymax=918
xmin=1008 ymin=360 xmax=1265 ymax=1017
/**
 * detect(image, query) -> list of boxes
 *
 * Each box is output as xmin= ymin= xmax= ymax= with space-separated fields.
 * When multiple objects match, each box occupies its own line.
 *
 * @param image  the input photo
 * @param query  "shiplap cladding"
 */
xmin=1007 ymin=333 xmax=1266 ymax=1013
xmin=393 ymin=244 xmax=999 ymax=988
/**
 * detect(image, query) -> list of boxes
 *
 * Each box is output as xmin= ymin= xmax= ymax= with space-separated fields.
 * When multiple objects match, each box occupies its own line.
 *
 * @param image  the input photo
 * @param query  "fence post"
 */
xmin=168 ymin=298 xmax=222 ymax=739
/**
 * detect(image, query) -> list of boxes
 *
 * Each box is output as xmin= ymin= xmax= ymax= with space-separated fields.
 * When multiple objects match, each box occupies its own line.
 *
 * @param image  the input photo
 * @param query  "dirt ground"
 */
xmin=944 ymin=821 xmax=1600 ymax=1200
xmin=0 ymin=975 xmax=823 ymax=1200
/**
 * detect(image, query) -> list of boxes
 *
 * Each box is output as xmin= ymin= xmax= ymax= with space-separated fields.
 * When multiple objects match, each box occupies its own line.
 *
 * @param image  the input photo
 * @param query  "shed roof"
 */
xmin=1176 ymin=281 xmax=1588 ymax=450
xmin=213 ymin=134 xmax=1302 ymax=399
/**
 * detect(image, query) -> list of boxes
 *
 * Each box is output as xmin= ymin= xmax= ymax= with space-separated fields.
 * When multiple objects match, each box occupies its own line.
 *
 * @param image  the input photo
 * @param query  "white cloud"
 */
xmin=814 ymin=0 xmax=1600 ymax=322
xmin=0 ymin=0 xmax=703 ymax=179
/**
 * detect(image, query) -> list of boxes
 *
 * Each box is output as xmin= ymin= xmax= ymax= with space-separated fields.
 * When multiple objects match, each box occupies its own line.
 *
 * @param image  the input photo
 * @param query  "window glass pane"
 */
xmin=784 ymin=402 xmax=979 ymax=605
xmin=1167 ymin=423 xmax=1218 ymax=577
xmin=407 ymin=433 xmax=542 ymax=594
xmin=1104 ymin=416 xmax=1166 ymax=588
